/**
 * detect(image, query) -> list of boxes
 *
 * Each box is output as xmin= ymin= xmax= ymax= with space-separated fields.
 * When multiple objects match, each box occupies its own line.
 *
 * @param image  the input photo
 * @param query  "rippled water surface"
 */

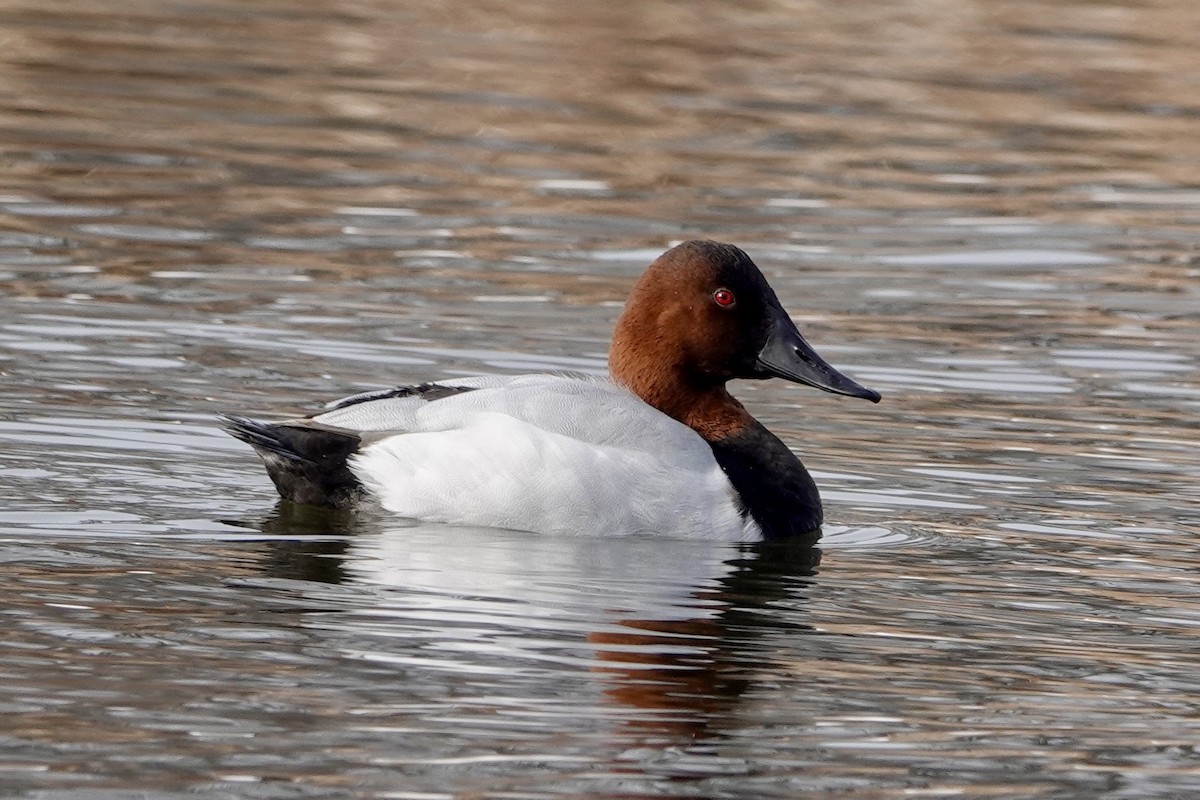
xmin=2 ymin=1 xmax=1199 ymax=797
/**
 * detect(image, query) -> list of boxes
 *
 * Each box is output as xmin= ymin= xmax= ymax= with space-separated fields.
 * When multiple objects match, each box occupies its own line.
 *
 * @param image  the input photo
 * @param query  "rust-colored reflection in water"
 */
xmin=1 ymin=0 xmax=1198 ymax=797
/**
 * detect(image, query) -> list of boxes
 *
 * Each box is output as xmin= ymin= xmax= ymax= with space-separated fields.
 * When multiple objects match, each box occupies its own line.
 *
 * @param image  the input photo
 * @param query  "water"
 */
xmin=2 ymin=0 xmax=1199 ymax=796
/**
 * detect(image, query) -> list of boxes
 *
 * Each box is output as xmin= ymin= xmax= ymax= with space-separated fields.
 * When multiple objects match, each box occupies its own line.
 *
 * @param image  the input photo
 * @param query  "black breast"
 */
xmin=707 ymin=422 xmax=823 ymax=539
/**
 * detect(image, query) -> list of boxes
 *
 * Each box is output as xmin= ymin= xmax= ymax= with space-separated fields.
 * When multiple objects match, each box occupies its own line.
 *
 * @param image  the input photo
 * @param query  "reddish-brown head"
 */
xmin=609 ymin=241 xmax=879 ymax=433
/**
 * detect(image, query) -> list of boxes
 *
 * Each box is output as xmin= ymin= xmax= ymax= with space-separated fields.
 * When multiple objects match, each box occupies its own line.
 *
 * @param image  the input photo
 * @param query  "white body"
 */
xmin=311 ymin=375 xmax=760 ymax=541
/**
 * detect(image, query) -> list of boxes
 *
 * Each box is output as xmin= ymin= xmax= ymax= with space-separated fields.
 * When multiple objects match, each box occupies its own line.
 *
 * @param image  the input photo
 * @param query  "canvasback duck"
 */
xmin=222 ymin=240 xmax=880 ymax=540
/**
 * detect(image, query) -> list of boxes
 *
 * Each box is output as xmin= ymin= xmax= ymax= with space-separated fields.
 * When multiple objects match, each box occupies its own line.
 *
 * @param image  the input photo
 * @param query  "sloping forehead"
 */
xmin=661 ymin=240 xmax=761 ymax=281
xmin=672 ymin=240 xmax=776 ymax=297
xmin=675 ymin=240 xmax=753 ymax=264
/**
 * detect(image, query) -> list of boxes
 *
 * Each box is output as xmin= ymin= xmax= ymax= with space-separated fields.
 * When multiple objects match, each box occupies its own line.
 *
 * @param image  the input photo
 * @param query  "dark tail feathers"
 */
xmin=220 ymin=415 xmax=363 ymax=508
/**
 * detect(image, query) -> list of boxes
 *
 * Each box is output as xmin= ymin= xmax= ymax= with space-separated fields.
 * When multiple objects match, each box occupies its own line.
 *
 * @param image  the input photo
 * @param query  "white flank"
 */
xmin=336 ymin=375 xmax=757 ymax=540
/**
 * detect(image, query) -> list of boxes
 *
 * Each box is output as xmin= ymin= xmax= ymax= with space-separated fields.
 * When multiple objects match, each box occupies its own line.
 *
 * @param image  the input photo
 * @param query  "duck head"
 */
xmin=609 ymin=241 xmax=880 ymax=426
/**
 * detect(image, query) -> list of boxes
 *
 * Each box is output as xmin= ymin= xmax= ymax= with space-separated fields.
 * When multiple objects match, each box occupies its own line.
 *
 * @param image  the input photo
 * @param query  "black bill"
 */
xmin=756 ymin=309 xmax=881 ymax=403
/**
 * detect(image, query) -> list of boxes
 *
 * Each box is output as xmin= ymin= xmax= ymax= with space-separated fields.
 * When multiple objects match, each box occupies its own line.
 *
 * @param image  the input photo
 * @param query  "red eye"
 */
xmin=713 ymin=288 xmax=736 ymax=307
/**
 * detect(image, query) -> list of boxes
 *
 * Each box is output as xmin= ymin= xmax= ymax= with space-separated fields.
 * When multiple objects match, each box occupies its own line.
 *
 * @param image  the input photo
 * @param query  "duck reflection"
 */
xmin=244 ymin=502 xmax=820 ymax=746
xmin=587 ymin=538 xmax=819 ymax=742
xmin=236 ymin=503 xmax=356 ymax=584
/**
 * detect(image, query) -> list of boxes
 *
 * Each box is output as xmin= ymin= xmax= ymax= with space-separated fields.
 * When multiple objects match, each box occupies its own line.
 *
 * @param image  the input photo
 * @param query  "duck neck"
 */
xmin=612 ymin=363 xmax=752 ymax=443
xmin=612 ymin=361 xmax=823 ymax=538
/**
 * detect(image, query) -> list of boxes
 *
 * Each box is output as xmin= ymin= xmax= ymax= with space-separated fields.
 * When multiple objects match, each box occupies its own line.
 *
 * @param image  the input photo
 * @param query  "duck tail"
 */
xmin=219 ymin=415 xmax=363 ymax=508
